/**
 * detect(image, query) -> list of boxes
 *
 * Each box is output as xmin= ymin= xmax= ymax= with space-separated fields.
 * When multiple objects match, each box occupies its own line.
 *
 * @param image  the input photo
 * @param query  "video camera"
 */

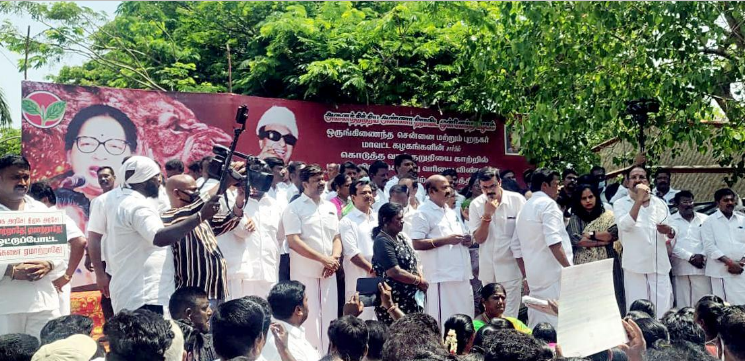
xmin=206 ymin=105 xmax=274 ymax=195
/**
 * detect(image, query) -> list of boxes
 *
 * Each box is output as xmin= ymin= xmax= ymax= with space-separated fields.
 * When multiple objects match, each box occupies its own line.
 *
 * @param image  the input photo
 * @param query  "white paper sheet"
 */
xmin=557 ymin=258 xmax=628 ymax=357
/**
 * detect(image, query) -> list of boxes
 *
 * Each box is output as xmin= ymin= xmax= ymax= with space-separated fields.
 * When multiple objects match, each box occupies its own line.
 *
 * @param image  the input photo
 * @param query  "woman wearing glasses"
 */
xmin=60 ymin=104 xmax=138 ymax=199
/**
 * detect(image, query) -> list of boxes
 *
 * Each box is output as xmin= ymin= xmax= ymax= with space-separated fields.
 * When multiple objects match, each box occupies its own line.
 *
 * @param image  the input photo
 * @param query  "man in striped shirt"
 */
xmin=163 ymin=174 xmax=243 ymax=304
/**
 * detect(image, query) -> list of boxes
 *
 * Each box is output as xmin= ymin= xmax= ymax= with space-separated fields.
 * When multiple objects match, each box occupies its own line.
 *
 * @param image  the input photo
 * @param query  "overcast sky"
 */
xmin=1 ymin=1 xmax=121 ymax=128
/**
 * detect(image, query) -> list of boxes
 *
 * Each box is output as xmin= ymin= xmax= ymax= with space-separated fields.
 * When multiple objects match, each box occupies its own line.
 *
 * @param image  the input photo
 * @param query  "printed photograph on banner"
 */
xmin=505 ymin=122 xmax=522 ymax=155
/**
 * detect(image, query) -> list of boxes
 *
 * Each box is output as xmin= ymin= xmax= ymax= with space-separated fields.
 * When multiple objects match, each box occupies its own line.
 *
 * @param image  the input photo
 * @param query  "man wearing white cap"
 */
xmin=257 ymin=106 xmax=298 ymax=164
xmin=105 ymin=156 xmax=222 ymax=315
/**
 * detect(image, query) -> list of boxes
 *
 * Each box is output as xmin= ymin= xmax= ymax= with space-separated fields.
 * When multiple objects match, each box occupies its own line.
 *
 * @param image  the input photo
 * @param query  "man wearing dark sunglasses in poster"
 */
xmin=256 ymin=106 xmax=298 ymax=164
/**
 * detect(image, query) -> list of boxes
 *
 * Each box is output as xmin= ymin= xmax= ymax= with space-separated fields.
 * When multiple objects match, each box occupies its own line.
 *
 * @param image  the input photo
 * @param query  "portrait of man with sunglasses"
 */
xmin=256 ymin=106 xmax=299 ymax=164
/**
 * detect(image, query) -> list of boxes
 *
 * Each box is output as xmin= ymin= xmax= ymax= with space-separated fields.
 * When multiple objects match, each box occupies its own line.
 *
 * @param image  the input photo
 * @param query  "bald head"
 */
xmin=166 ymin=174 xmax=198 ymax=208
xmin=425 ymin=174 xmax=451 ymax=208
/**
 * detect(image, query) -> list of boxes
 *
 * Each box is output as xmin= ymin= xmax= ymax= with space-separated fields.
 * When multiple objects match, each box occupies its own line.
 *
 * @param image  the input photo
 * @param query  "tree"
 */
xmin=0 ymin=87 xmax=10 ymax=127
xmin=0 ymin=127 xmax=22 ymax=155
xmin=2 ymin=1 xmax=745 ymax=175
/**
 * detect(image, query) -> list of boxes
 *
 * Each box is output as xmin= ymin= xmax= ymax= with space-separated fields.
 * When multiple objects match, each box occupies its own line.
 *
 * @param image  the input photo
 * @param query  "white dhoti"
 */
xmin=425 ymin=280 xmax=474 ymax=328
xmin=624 ymin=270 xmax=673 ymax=318
xmin=673 ymin=275 xmax=712 ymax=308
xmin=496 ymin=278 xmax=523 ymax=319
xmin=294 ymin=274 xmax=338 ymax=354
xmin=527 ymin=282 xmax=560 ymax=329
xmin=228 ymin=279 xmax=275 ymax=301
xmin=711 ymin=276 xmax=745 ymax=305
xmin=0 ymin=309 xmax=61 ymax=339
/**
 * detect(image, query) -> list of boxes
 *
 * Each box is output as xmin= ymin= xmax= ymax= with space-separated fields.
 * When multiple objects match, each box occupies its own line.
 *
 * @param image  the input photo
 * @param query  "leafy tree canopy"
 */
xmin=2 ymin=1 xmax=745 ymax=176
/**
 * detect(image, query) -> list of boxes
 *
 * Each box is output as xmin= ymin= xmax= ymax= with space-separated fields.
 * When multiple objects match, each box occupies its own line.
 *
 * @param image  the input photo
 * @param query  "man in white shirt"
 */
xmin=87 ymin=166 xmax=119 ymax=320
xmin=468 ymin=167 xmax=525 ymax=318
xmin=701 ymin=188 xmax=745 ymax=305
xmin=0 ymin=154 xmax=87 ymax=338
xmin=264 ymin=157 xmax=289 ymax=209
xmin=514 ymin=168 xmax=573 ymax=328
xmin=262 ymin=281 xmax=321 ymax=361
xmin=613 ymin=165 xmax=675 ymax=317
xmin=384 ymin=154 xmax=426 ymax=205
xmin=669 ymin=190 xmax=711 ymax=308
xmin=653 ymin=169 xmax=679 ymax=205
xmin=340 ymin=180 xmax=377 ymax=320
xmin=369 ymin=160 xmax=390 ymax=211
xmin=410 ymin=175 xmax=473 ymax=326
xmin=105 ymin=156 xmax=221 ymax=315
xmin=282 ymin=164 xmax=342 ymax=352
xmin=225 ymin=176 xmax=283 ymax=300
xmin=211 ymin=296 xmax=275 ymax=361
xmin=388 ymin=184 xmax=415 ymax=238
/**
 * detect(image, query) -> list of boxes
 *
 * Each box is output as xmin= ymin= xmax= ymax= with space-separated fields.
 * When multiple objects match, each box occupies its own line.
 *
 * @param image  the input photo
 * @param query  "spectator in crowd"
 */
xmin=669 ymin=190 xmax=711 ymax=308
xmin=31 ymin=334 xmax=104 ymax=361
xmin=165 ymin=159 xmax=184 ymax=179
xmin=653 ymin=169 xmax=679 ymax=205
xmin=718 ymin=306 xmax=745 ymax=361
xmin=442 ymin=169 xmax=466 ymax=215
xmin=609 ymin=172 xmax=631 ymax=205
xmin=87 ymin=166 xmax=118 ymax=320
xmin=469 ymin=167 xmax=525 ymax=318
xmin=195 ymin=156 xmax=218 ymax=192
xmin=186 ymin=161 xmax=201 ymax=180
xmin=329 ymin=174 xmax=353 ymax=219
xmin=264 ymin=157 xmax=289 ymax=209
xmin=613 ymin=165 xmax=675 ymax=316
xmin=514 ymin=168 xmax=573 ymax=328
xmin=387 ymin=184 xmax=415 ymax=237
xmin=365 ymin=320 xmax=387 ymax=361
xmin=262 ymin=281 xmax=320 ymax=361
xmin=556 ymin=168 xmax=578 ymax=215
xmin=384 ymin=154 xmax=425 ymax=204
xmin=372 ymin=203 xmax=427 ymax=324
xmin=532 ymin=322 xmax=556 ymax=346
xmin=522 ymin=168 xmax=534 ymax=199
xmin=695 ymin=299 xmax=725 ymax=358
xmin=225 ymin=166 xmax=282 ymax=300
xmin=411 ymin=174 xmax=474 ymax=328
xmin=397 ymin=175 xmax=420 ymax=210
xmin=340 ymin=180 xmax=377 ymax=320
xmin=472 ymin=283 xmax=530 ymax=333
xmin=211 ymin=298 xmax=270 ymax=361
xmin=482 ymin=330 xmax=553 ymax=361
xmin=460 ymin=171 xmax=483 ymax=221
xmin=283 ymin=164 xmax=342 ymax=352
xmin=256 ymin=106 xmax=298 ymax=164
xmin=285 ymin=161 xmax=306 ymax=203
xmin=369 ymin=160 xmax=390 ymax=210
xmin=327 ymin=316 xmax=368 ymax=361
xmin=443 ymin=314 xmax=475 ymax=355
xmin=635 ymin=317 xmax=669 ymax=349
xmin=382 ymin=313 xmax=447 ymax=361
xmin=340 ymin=161 xmax=360 ymax=182
xmin=168 ymin=287 xmax=216 ymax=361
xmin=591 ymin=165 xmax=607 ymax=192
xmin=630 ymin=299 xmax=657 ymax=319
xmin=702 ymin=188 xmax=745 ymax=305
xmin=0 ymin=155 xmax=87 ymax=338
xmin=163 ymin=174 xmax=242 ymax=305
xmin=0 ymin=333 xmax=39 ymax=361
xmin=566 ymin=183 xmax=624 ymax=312
xmin=104 ymin=309 xmax=176 ymax=361
xmin=661 ymin=308 xmax=705 ymax=347
xmin=499 ymin=169 xmax=516 ymax=182
xmin=38 ymin=315 xmax=93 ymax=345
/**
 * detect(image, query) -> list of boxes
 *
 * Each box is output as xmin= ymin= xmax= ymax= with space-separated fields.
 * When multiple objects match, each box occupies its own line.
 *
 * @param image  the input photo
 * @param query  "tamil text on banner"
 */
xmin=0 ymin=210 xmax=68 ymax=263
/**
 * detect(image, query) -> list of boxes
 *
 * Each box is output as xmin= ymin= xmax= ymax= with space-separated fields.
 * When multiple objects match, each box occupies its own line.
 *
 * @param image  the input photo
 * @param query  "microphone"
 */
xmin=60 ymin=175 xmax=86 ymax=189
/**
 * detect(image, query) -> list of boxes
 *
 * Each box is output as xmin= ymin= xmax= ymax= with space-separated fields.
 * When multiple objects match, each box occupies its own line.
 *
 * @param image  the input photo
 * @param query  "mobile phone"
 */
xmin=356 ymin=277 xmax=383 ymax=307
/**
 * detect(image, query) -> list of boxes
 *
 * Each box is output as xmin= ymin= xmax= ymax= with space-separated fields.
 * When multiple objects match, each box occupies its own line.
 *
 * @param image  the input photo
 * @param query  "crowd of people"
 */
xmin=0 ymin=150 xmax=744 ymax=361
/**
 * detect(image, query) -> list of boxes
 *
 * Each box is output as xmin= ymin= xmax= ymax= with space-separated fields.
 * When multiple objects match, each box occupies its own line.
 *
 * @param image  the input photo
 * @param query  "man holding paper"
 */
xmin=469 ymin=166 xmax=525 ymax=318
xmin=613 ymin=165 xmax=675 ymax=316
xmin=514 ymin=168 xmax=573 ymax=328
xmin=0 ymin=154 xmax=87 ymax=338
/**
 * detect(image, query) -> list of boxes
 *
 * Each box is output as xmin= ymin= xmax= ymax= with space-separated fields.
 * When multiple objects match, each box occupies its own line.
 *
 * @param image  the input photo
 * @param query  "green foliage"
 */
xmin=0 ymin=87 xmax=11 ymax=127
xmin=2 ymin=1 xmax=745 ymax=176
xmin=0 ymin=127 xmax=21 ymax=156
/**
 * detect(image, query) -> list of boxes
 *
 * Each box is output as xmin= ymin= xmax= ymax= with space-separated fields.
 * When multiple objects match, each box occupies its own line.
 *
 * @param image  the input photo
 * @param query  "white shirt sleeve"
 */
xmin=510 ymin=225 xmax=523 ymax=258
xmin=540 ymin=202 xmax=565 ymax=247
xmin=467 ymin=198 xmax=483 ymax=236
xmin=408 ymin=210 xmax=429 ymax=240
xmin=702 ymin=219 xmax=726 ymax=261
xmin=130 ymin=205 xmax=165 ymax=245
xmin=613 ymin=200 xmax=636 ymax=232
xmin=282 ymin=204 xmax=302 ymax=236
xmin=87 ymin=197 xmax=105 ymax=235
xmin=340 ymin=219 xmax=360 ymax=258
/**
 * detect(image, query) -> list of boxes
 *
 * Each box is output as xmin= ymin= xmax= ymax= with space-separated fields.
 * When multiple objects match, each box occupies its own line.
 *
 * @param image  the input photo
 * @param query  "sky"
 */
xmin=0 ymin=1 xmax=121 ymax=128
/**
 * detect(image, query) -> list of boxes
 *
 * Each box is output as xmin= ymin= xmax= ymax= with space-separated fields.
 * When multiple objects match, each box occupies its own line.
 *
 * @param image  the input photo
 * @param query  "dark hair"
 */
xmin=54 ymin=187 xmax=91 ymax=219
xmin=571 ymin=184 xmax=604 ymax=222
xmin=287 ymin=161 xmax=306 ymax=176
xmin=104 ymin=309 xmax=174 ymax=361
xmin=299 ymin=164 xmax=324 ymax=183
xmin=460 ymin=171 xmax=479 ymax=198
xmin=530 ymin=168 xmax=560 ymax=193
xmin=0 ymin=333 xmax=39 ymax=361
xmin=719 ymin=306 xmax=745 ymax=360
xmin=350 ymin=179 xmax=371 ymax=197
xmin=212 ymin=298 xmax=267 ymax=360
xmin=590 ymin=165 xmax=606 ymax=174
xmin=499 ymin=169 xmax=514 ymax=180
xmin=625 ymin=310 xmax=652 ymax=322
xmin=697 ymin=294 xmax=724 ymax=304
xmin=187 ymin=161 xmax=201 ymax=174
xmin=388 ymin=184 xmax=409 ymax=198
xmin=479 ymin=283 xmax=507 ymax=302
xmin=164 ymin=159 xmax=184 ymax=173
xmin=263 ymin=156 xmax=285 ymax=169
xmin=477 ymin=167 xmax=500 ymax=183
xmin=329 ymin=315 xmax=369 ymax=361
xmin=443 ymin=314 xmax=475 ymax=355
xmin=168 ymin=287 xmax=208 ymax=321
xmin=331 ymin=173 xmax=351 ymax=192
xmin=625 ymin=165 xmax=649 ymax=180
xmin=373 ymin=202 xmax=404 ymax=238
xmin=393 ymin=154 xmax=416 ymax=169
xmin=662 ymin=310 xmax=705 ymax=346
xmin=382 ymin=313 xmax=444 ymax=361
xmin=473 ymin=325 xmax=499 ymax=349
xmin=369 ymin=161 xmax=389 ymax=177
xmin=714 ymin=188 xmax=736 ymax=203
xmin=522 ymin=169 xmax=534 ymax=183
xmin=365 ymin=320 xmax=387 ymax=360
xmin=502 ymin=178 xmax=521 ymax=193
xmin=28 ymin=180 xmax=56 ymax=206
xmin=0 ymin=154 xmax=30 ymax=172
xmin=267 ymin=281 xmax=305 ymax=320
xmin=695 ymin=300 xmax=724 ymax=339
xmin=653 ymin=168 xmax=671 ymax=179
xmin=39 ymin=314 xmax=94 ymax=345
xmin=532 ymin=322 xmax=557 ymax=344
xmin=635 ymin=318 xmax=669 ymax=348
xmin=630 ymin=299 xmax=656 ymax=319
xmin=489 ymin=318 xmax=515 ymax=330
xmin=441 ymin=169 xmax=458 ymax=179
xmin=242 ymin=295 xmax=272 ymax=337
xmin=341 ymin=161 xmax=360 ymax=174
xmin=483 ymin=330 xmax=553 ymax=361
xmin=97 ymin=166 xmax=115 ymax=176
xmin=562 ymin=168 xmax=578 ymax=179
xmin=673 ymin=190 xmax=694 ymax=205
xmin=65 ymin=105 xmax=138 ymax=151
